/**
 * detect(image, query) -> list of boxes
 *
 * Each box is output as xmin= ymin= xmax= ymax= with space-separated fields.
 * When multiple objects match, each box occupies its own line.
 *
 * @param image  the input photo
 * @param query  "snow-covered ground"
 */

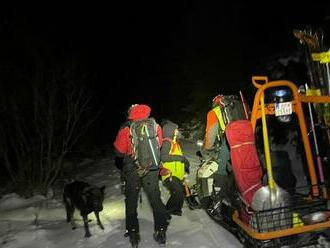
xmin=0 ymin=140 xmax=243 ymax=248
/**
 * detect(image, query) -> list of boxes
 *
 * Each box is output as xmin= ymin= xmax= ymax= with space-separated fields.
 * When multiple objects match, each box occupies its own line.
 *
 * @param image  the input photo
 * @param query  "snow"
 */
xmin=0 ymin=140 xmax=243 ymax=248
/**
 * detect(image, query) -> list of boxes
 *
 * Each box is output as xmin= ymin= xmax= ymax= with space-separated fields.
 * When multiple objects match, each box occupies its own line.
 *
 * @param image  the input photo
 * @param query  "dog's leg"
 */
xmin=69 ymin=206 xmax=76 ymax=229
xmin=65 ymin=204 xmax=72 ymax=223
xmin=82 ymin=214 xmax=91 ymax=238
xmin=64 ymin=196 xmax=75 ymax=226
xmin=63 ymin=195 xmax=71 ymax=223
xmin=94 ymin=211 xmax=104 ymax=230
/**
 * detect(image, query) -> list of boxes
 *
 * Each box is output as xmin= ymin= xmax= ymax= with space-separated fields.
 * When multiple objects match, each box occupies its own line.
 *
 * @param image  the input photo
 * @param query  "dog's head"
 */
xmin=82 ymin=185 xmax=106 ymax=212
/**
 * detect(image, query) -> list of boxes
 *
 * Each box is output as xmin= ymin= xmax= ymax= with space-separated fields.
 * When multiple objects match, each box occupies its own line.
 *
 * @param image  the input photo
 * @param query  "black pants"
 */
xmin=124 ymin=167 xmax=168 ymax=232
xmin=163 ymin=176 xmax=184 ymax=213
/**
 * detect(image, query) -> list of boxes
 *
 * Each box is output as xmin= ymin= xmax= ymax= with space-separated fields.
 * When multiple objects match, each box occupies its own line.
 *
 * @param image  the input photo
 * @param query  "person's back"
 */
xmin=113 ymin=104 xmax=168 ymax=247
xmin=160 ymin=120 xmax=191 ymax=216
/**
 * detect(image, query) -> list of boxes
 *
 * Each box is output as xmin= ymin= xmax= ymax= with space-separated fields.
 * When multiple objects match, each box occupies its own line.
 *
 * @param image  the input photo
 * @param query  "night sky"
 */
xmin=1 ymin=2 xmax=330 ymax=147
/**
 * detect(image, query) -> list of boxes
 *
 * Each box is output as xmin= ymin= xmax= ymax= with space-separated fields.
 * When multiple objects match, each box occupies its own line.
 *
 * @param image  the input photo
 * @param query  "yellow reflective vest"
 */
xmin=161 ymin=137 xmax=185 ymax=181
xmin=213 ymin=106 xmax=226 ymax=131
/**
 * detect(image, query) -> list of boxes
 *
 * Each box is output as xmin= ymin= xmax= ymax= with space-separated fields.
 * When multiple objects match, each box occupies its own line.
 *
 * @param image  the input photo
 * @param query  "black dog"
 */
xmin=63 ymin=181 xmax=106 ymax=237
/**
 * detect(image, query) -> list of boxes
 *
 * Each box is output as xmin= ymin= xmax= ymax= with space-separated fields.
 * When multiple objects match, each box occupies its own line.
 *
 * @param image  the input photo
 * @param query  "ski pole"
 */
xmin=305 ymin=84 xmax=327 ymax=199
xmin=239 ymin=90 xmax=249 ymax=119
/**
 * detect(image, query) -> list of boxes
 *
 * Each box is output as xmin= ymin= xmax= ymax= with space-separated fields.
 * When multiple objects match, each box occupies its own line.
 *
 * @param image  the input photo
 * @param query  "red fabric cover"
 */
xmin=128 ymin=104 xmax=151 ymax=121
xmin=225 ymin=120 xmax=262 ymax=205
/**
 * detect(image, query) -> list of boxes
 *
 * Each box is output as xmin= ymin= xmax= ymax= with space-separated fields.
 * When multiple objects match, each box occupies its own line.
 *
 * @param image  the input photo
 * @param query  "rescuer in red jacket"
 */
xmin=113 ymin=104 xmax=168 ymax=246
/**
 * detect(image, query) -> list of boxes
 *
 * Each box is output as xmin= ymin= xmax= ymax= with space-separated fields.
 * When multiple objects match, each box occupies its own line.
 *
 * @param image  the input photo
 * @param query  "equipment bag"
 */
xmin=225 ymin=120 xmax=263 ymax=205
xmin=130 ymin=118 xmax=160 ymax=177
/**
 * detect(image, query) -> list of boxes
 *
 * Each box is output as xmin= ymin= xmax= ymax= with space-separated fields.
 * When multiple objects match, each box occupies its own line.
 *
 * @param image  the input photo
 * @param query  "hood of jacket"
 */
xmin=162 ymin=120 xmax=178 ymax=139
xmin=128 ymin=104 xmax=151 ymax=121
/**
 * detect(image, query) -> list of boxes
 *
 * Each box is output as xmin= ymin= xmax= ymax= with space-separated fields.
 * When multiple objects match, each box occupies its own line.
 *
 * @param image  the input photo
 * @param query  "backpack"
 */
xmin=130 ymin=118 xmax=161 ymax=177
xmin=211 ymin=95 xmax=246 ymax=174
xmin=219 ymin=95 xmax=246 ymax=127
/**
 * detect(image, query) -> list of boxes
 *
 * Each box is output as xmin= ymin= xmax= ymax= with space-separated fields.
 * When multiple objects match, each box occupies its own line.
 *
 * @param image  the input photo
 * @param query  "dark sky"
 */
xmin=1 ymin=2 xmax=330 ymax=145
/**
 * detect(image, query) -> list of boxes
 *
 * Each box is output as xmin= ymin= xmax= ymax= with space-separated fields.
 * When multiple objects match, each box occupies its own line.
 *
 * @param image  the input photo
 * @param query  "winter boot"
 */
xmin=186 ymin=196 xmax=200 ymax=210
xmin=166 ymin=208 xmax=182 ymax=217
xmin=124 ymin=229 xmax=140 ymax=248
xmin=171 ymin=209 xmax=182 ymax=216
xmin=153 ymin=228 xmax=166 ymax=246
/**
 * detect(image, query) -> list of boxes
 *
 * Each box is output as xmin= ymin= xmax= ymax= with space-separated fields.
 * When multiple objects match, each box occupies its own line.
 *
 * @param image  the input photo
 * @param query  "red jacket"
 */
xmin=113 ymin=104 xmax=163 ymax=156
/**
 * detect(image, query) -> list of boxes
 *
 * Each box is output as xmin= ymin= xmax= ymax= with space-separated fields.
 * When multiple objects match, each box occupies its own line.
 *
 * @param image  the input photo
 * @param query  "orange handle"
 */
xmin=252 ymin=76 xmax=269 ymax=88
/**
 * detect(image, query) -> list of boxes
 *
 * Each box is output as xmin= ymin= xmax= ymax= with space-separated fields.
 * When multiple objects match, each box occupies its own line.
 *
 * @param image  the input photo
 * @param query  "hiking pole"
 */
xmin=239 ymin=90 xmax=249 ymax=119
xmin=305 ymin=83 xmax=327 ymax=199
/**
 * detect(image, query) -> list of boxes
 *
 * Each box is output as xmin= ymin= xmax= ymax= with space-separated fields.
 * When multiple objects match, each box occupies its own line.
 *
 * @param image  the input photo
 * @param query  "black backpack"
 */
xmin=219 ymin=95 xmax=246 ymax=126
xmin=130 ymin=118 xmax=161 ymax=177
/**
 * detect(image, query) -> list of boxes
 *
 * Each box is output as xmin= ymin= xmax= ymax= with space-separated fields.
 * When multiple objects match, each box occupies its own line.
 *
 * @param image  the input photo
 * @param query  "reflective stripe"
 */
xmin=213 ymin=106 xmax=226 ymax=131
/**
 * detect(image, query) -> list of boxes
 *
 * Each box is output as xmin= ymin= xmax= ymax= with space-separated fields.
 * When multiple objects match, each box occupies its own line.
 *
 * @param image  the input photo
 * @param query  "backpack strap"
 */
xmin=129 ymin=122 xmax=138 ymax=160
xmin=148 ymin=117 xmax=160 ymax=144
xmin=143 ymin=119 xmax=159 ymax=166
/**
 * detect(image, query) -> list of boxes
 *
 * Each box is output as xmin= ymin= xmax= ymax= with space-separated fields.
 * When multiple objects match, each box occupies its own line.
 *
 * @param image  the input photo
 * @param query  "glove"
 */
xmin=159 ymin=167 xmax=171 ymax=176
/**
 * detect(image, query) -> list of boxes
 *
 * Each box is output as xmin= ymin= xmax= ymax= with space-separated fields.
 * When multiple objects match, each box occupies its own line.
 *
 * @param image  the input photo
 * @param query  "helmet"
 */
xmin=212 ymin=94 xmax=223 ymax=107
xmin=127 ymin=104 xmax=151 ymax=120
xmin=127 ymin=104 xmax=138 ymax=115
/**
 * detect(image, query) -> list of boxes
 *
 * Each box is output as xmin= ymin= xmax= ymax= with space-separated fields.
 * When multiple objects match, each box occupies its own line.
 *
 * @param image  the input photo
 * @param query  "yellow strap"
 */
xmin=312 ymin=49 xmax=330 ymax=63
xmin=293 ymin=212 xmax=304 ymax=227
xmin=213 ymin=106 xmax=226 ymax=131
xmin=306 ymin=88 xmax=321 ymax=96
xmin=141 ymin=123 xmax=146 ymax=135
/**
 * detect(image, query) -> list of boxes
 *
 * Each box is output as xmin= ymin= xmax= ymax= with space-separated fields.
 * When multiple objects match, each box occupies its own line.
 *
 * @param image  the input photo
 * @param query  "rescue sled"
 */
xmin=232 ymin=76 xmax=330 ymax=247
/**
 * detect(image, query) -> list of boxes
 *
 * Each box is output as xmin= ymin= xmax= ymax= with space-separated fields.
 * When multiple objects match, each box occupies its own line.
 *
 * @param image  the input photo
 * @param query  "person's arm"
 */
xmin=204 ymin=110 xmax=219 ymax=150
xmin=113 ymin=127 xmax=129 ymax=155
